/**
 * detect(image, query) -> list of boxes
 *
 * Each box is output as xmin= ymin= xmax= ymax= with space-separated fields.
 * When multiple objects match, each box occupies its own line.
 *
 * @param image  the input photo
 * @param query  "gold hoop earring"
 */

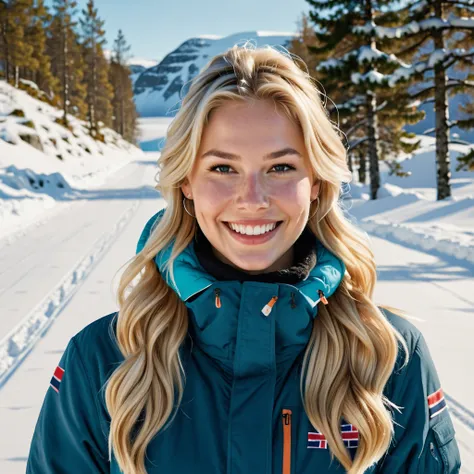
xmin=183 ymin=195 xmax=196 ymax=218
xmin=308 ymin=196 xmax=320 ymax=220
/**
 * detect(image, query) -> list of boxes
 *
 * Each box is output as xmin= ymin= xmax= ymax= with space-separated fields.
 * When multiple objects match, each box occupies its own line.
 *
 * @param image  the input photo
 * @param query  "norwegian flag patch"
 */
xmin=428 ymin=388 xmax=447 ymax=419
xmin=308 ymin=423 xmax=359 ymax=449
xmin=50 ymin=365 xmax=65 ymax=393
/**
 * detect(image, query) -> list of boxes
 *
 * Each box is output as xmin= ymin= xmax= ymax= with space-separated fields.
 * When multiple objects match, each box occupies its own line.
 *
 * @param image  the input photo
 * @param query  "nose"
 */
xmin=235 ymin=172 xmax=270 ymax=210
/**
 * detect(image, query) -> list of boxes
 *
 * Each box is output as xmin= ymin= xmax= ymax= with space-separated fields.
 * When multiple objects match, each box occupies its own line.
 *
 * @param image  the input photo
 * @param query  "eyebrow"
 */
xmin=200 ymin=147 xmax=303 ymax=161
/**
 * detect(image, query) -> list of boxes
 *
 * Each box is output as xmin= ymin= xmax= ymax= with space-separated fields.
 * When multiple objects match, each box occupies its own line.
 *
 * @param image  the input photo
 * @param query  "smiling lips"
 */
xmin=223 ymin=220 xmax=283 ymax=244
xmin=226 ymin=221 xmax=280 ymax=235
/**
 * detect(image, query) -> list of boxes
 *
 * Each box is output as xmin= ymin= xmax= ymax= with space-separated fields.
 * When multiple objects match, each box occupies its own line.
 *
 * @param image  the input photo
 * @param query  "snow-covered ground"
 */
xmin=347 ymin=135 xmax=474 ymax=268
xmin=0 ymin=102 xmax=473 ymax=472
xmin=0 ymin=80 xmax=145 ymax=242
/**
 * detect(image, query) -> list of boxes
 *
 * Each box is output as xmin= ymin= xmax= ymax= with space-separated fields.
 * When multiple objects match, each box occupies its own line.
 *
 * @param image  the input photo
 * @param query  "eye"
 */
xmin=208 ymin=163 xmax=296 ymax=174
xmin=272 ymin=164 xmax=295 ymax=173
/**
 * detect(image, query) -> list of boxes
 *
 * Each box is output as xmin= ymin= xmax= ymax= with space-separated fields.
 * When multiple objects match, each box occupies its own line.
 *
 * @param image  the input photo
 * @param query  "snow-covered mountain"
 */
xmin=132 ymin=31 xmax=297 ymax=117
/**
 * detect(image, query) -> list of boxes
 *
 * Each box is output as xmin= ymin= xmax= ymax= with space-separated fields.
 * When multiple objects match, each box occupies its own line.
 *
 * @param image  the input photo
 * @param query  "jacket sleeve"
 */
xmin=376 ymin=332 xmax=461 ymax=473
xmin=26 ymin=337 xmax=109 ymax=473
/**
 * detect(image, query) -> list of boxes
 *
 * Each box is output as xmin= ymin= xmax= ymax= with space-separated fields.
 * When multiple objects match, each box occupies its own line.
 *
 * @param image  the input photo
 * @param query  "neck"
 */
xmin=211 ymin=245 xmax=295 ymax=275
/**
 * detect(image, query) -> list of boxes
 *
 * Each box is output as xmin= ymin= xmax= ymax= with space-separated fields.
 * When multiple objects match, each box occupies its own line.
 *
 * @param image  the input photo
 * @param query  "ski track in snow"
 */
xmin=445 ymin=393 xmax=474 ymax=433
xmin=0 ymin=199 xmax=139 ymax=388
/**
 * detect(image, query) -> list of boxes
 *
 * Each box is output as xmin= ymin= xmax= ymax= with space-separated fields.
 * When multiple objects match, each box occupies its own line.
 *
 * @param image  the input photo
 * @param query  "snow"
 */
xmin=0 ymin=89 xmax=473 ymax=472
xmin=344 ymin=136 xmax=474 ymax=267
xmin=354 ymin=13 xmax=474 ymax=40
xmin=0 ymin=79 xmax=145 ymax=241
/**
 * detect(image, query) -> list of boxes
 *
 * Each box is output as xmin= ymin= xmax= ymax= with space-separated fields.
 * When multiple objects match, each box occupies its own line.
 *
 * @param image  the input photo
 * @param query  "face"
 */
xmin=181 ymin=98 xmax=320 ymax=274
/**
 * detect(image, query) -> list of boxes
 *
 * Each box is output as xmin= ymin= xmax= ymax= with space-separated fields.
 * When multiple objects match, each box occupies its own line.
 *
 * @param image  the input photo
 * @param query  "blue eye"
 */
xmin=208 ymin=163 xmax=295 ymax=174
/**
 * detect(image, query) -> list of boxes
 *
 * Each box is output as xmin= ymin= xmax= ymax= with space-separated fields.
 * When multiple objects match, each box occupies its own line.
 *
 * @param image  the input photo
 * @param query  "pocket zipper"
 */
xmin=282 ymin=409 xmax=293 ymax=474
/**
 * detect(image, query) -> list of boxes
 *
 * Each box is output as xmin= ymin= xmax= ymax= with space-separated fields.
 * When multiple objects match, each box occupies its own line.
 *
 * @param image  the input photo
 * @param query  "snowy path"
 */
xmin=371 ymin=235 xmax=474 ymax=473
xmin=0 ymin=153 xmax=165 ymax=473
xmin=0 ymin=154 xmax=472 ymax=472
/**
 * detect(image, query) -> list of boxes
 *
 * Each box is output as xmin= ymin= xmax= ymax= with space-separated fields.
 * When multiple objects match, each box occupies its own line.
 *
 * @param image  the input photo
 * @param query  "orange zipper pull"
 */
xmin=318 ymin=289 xmax=328 ymax=305
xmin=261 ymin=296 xmax=278 ymax=316
xmin=215 ymin=288 xmax=221 ymax=308
xmin=282 ymin=408 xmax=292 ymax=474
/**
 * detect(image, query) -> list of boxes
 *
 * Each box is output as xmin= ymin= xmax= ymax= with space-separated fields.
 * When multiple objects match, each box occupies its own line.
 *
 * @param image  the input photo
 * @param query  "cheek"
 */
xmin=194 ymin=180 xmax=234 ymax=206
xmin=272 ymin=179 xmax=310 ymax=203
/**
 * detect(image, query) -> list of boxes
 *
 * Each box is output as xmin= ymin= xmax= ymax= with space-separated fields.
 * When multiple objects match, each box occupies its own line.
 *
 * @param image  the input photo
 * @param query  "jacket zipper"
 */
xmin=214 ymin=288 xmax=221 ymax=308
xmin=282 ymin=409 xmax=292 ymax=474
xmin=317 ymin=289 xmax=328 ymax=305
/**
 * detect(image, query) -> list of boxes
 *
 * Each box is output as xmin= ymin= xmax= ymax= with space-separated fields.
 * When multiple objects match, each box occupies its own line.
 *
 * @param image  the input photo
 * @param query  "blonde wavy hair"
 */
xmin=105 ymin=43 xmax=409 ymax=474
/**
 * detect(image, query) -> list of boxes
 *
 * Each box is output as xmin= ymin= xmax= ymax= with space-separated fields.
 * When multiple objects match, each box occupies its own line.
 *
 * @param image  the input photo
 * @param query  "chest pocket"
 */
xmin=428 ymin=416 xmax=461 ymax=474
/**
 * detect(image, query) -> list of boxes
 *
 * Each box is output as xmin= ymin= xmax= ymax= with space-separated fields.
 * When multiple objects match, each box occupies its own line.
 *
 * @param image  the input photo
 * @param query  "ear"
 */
xmin=181 ymin=179 xmax=191 ymax=198
xmin=310 ymin=180 xmax=321 ymax=201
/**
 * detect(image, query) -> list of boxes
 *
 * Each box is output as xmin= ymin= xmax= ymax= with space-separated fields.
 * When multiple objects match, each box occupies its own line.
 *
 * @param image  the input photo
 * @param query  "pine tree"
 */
xmin=0 ymin=0 xmax=34 ymax=86
xmin=109 ymin=28 xmax=138 ymax=143
xmin=79 ymin=0 xmax=112 ymax=139
xmin=23 ymin=0 xmax=58 ymax=98
xmin=288 ymin=13 xmax=321 ymax=74
xmin=48 ymin=0 xmax=86 ymax=127
xmin=373 ymin=0 xmax=474 ymax=199
xmin=288 ymin=10 xmax=365 ymax=178
xmin=305 ymin=0 xmax=424 ymax=200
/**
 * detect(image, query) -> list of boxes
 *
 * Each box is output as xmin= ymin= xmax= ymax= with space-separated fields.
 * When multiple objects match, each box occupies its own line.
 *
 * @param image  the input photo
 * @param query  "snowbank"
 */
xmin=0 ymin=80 xmax=144 ymax=239
xmin=345 ymin=140 xmax=474 ymax=267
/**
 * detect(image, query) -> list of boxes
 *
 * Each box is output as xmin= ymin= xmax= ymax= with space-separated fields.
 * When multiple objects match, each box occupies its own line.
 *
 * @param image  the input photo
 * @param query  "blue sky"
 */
xmin=46 ymin=0 xmax=312 ymax=62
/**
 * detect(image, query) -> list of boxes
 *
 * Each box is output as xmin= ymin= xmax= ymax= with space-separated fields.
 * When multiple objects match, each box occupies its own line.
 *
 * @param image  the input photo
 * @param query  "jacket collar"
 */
xmin=136 ymin=208 xmax=346 ymax=311
xmin=193 ymin=223 xmax=318 ymax=284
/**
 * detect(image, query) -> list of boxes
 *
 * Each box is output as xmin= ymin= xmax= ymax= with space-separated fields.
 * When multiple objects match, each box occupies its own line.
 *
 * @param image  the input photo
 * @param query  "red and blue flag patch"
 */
xmin=307 ymin=428 xmax=327 ymax=449
xmin=428 ymin=388 xmax=447 ymax=419
xmin=308 ymin=423 xmax=359 ymax=449
xmin=50 ymin=365 xmax=65 ymax=393
xmin=341 ymin=423 xmax=359 ymax=448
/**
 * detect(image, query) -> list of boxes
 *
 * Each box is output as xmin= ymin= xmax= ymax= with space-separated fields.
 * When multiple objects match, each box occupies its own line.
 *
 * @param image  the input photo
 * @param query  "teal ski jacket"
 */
xmin=26 ymin=208 xmax=461 ymax=473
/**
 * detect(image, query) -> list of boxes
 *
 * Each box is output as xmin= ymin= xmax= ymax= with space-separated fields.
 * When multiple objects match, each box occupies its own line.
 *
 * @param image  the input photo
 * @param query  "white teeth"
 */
xmin=227 ymin=222 xmax=278 ymax=235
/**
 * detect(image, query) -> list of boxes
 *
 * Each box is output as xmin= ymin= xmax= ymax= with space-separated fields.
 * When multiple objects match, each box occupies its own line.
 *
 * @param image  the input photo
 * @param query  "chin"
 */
xmin=230 ymin=257 xmax=277 ymax=273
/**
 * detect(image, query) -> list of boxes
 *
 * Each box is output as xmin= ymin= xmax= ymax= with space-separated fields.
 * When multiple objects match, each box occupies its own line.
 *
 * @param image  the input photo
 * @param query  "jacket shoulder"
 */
xmin=71 ymin=312 xmax=124 ymax=377
xmin=377 ymin=305 xmax=426 ymax=384
xmin=378 ymin=305 xmax=422 ymax=352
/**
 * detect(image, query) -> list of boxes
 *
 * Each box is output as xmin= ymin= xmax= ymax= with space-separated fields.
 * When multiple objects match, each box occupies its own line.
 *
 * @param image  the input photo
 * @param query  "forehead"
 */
xmin=199 ymin=99 xmax=304 ymax=153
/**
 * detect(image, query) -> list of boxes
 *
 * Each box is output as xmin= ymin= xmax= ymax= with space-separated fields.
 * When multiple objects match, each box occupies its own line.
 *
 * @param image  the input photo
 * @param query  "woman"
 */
xmin=26 ymin=44 xmax=461 ymax=474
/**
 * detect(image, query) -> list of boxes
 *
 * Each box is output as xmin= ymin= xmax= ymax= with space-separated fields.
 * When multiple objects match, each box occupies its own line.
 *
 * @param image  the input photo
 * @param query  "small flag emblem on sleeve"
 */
xmin=50 ymin=365 xmax=65 ymax=393
xmin=428 ymin=388 xmax=447 ymax=419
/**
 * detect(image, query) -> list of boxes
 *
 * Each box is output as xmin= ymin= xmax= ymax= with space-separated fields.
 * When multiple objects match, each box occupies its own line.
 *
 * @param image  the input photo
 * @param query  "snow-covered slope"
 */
xmin=0 ymin=79 xmax=144 ymax=238
xmin=347 ymin=135 xmax=474 ymax=264
xmin=133 ymin=31 xmax=297 ymax=117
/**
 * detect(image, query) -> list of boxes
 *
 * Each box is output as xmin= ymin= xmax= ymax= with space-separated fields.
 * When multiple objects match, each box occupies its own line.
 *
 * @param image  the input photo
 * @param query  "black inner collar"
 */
xmin=193 ymin=225 xmax=317 ymax=284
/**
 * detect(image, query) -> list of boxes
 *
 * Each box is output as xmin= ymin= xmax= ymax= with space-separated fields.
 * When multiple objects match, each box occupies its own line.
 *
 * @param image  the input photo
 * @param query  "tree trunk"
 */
xmin=433 ymin=0 xmax=451 ymax=200
xmin=62 ymin=25 xmax=69 ymax=126
xmin=365 ymin=0 xmax=381 ymax=200
xmin=367 ymin=90 xmax=380 ymax=199
xmin=358 ymin=150 xmax=367 ymax=184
